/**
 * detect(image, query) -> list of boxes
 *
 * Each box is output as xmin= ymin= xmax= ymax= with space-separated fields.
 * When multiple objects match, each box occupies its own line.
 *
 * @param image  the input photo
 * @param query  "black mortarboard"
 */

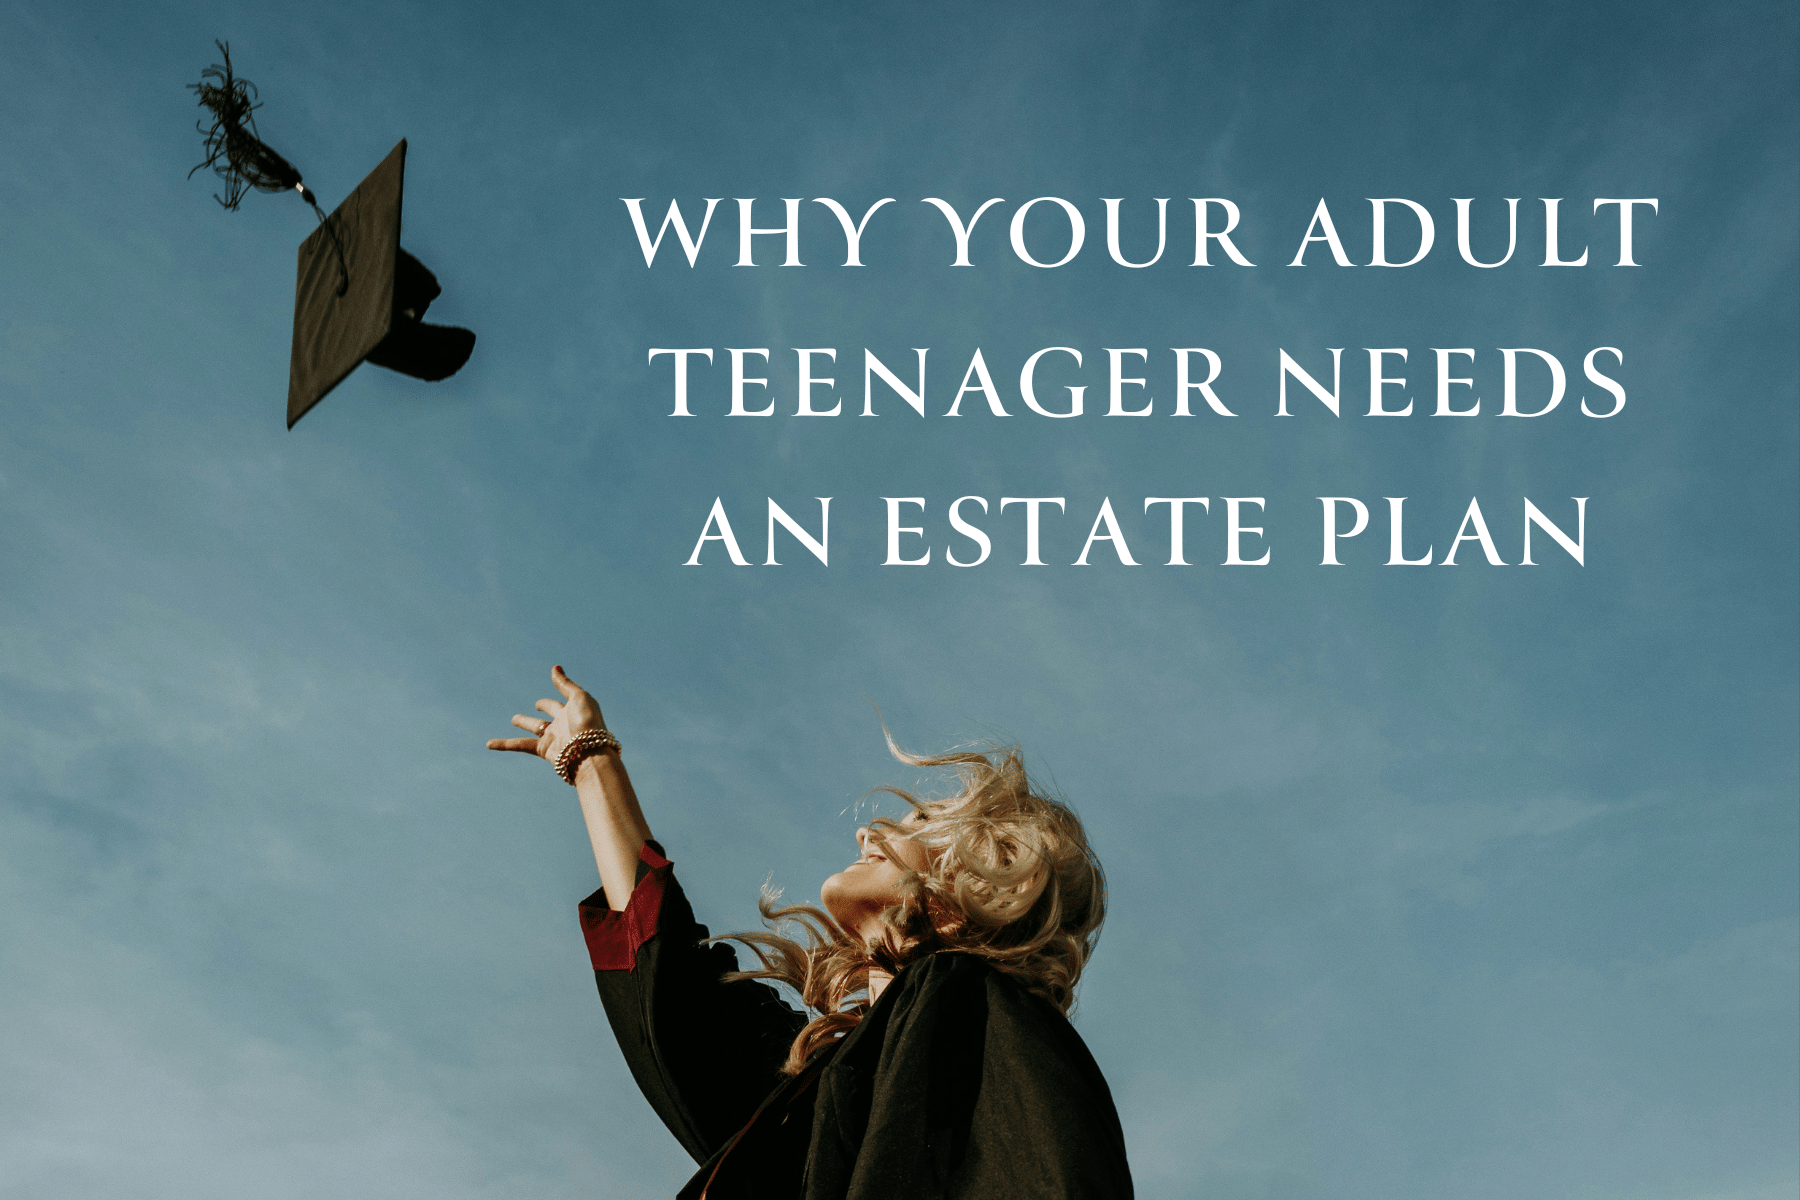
xmin=188 ymin=43 xmax=474 ymax=428
xmin=286 ymin=140 xmax=475 ymax=427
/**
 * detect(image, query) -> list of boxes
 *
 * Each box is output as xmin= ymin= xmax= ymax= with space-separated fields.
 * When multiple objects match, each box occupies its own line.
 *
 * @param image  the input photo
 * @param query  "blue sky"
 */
xmin=1 ymin=2 xmax=1795 ymax=1198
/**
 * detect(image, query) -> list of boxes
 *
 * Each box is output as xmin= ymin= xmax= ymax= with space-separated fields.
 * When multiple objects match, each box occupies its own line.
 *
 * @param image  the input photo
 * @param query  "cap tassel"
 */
xmin=189 ymin=40 xmax=347 ymax=294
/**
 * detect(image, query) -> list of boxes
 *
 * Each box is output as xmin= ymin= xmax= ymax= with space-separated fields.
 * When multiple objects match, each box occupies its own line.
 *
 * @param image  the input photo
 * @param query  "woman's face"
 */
xmin=820 ymin=813 xmax=932 ymax=938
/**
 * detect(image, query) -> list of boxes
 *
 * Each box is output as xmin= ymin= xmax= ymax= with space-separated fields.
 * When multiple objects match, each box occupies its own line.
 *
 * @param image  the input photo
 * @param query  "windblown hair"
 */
xmin=721 ymin=736 xmax=1107 ymax=1074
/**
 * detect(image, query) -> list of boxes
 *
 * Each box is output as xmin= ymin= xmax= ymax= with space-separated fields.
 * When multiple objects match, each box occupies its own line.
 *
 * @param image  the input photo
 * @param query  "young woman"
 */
xmin=489 ymin=666 xmax=1133 ymax=1199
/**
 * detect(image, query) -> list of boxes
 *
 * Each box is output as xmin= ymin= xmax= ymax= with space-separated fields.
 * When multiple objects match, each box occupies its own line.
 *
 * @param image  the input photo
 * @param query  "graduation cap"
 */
xmin=188 ymin=43 xmax=475 ymax=428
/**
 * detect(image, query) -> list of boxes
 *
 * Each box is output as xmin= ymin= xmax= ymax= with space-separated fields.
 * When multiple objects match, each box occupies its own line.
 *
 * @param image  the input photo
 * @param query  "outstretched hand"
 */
xmin=486 ymin=665 xmax=608 ymax=765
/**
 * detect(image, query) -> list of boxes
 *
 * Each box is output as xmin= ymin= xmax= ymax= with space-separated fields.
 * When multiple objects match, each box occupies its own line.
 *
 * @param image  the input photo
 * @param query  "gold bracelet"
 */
xmin=550 ymin=726 xmax=622 ymax=784
xmin=554 ymin=729 xmax=622 ymax=784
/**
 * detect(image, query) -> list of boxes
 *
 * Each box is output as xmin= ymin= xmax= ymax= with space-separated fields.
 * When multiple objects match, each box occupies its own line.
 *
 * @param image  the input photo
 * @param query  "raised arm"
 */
xmin=486 ymin=665 xmax=806 ymax=1164
xmin=486 ymin=664 xmax=650 ymax=908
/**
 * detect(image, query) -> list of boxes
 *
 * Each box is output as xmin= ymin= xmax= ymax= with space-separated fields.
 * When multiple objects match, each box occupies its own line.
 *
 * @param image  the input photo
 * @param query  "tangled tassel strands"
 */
xmin=189 ymin=41 xmax=347 ymax=293
xmin=188 ymin=41 xmax=305 ymax=208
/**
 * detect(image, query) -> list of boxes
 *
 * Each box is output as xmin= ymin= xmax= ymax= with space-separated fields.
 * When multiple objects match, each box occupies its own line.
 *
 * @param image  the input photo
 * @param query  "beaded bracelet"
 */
xmin=553 ymin=729 xmax=622 ymax=784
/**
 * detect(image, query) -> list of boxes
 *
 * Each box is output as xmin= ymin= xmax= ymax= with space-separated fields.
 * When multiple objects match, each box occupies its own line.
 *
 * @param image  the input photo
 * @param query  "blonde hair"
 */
xmin=721 ymin=737 xmax=1107 ymax=1074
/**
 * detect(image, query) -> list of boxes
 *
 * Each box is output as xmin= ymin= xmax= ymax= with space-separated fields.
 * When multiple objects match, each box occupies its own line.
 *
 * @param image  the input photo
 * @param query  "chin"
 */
xmin=819 ymin=874 xmax=853 ymax=926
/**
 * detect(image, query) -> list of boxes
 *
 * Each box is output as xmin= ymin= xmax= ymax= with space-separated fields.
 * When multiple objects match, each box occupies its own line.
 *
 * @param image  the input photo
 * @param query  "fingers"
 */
xmin=488 ymin=665 xmax=585 ymax=759
xmin=552 ymin=664 xmax=581 ymax=699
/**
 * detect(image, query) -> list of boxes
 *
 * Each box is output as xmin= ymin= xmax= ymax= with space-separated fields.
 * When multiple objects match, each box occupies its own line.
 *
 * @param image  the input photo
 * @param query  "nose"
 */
xmin=855 ymin=826 xmax=871 ymax=851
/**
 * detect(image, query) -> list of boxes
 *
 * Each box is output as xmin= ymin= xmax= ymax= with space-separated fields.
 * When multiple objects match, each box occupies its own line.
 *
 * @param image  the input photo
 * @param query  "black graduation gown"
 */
xmin=579 ymin=842 xmax=1134 ymax=1200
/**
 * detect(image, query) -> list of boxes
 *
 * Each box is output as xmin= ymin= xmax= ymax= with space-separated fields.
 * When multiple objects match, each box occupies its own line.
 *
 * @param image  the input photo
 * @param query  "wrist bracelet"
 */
xmin=554 ymin=729 xmax=622 ymax=784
